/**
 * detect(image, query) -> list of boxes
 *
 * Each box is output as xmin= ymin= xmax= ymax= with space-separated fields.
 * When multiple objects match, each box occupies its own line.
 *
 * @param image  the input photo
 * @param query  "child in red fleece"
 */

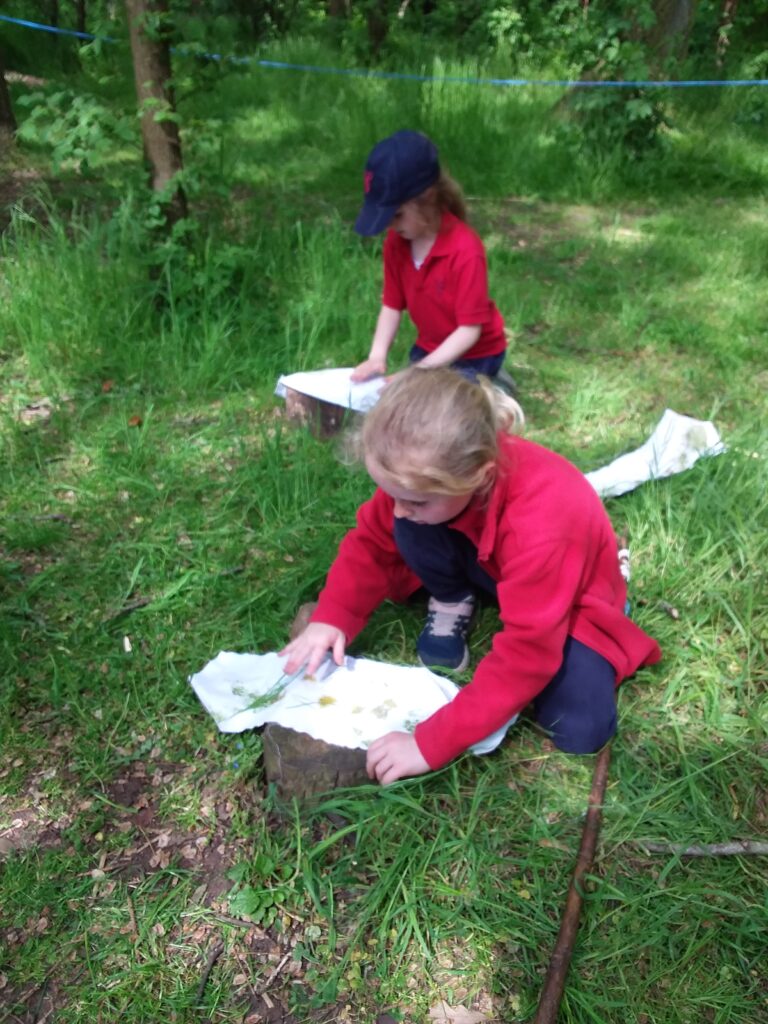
xmin=281 ymin=368 xmax=661 ymax=784
xmin=350 ymin=130 xmax=507 ymax=383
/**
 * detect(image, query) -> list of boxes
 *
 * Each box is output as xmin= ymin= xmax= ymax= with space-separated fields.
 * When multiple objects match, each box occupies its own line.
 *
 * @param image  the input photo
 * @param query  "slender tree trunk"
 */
xmin=75 ymin=0 xmax=87 ymax=36
xmin=644 ymin=0 xmax=698 ymax=66
xmin=0 ymin=48 xmax=17 ymax=138
xmin=124 ymin=0 xmax=187 ymax=228
xmin=366 ymin=1 xmax=392 ymax=55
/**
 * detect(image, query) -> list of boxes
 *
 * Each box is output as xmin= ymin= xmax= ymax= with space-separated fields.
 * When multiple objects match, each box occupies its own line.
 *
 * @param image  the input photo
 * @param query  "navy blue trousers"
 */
xmin=409 ymin=344 xmax=506 ymax=381
xmin=393 ymin=518 xmax=617 ymax=754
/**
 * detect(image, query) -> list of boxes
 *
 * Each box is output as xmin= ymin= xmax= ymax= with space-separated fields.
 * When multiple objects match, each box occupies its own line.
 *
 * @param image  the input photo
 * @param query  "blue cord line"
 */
xmin=3 ymin=13 xmax=768 ymax=88
xmin=0 ymin=13 xmax=113 ymax=42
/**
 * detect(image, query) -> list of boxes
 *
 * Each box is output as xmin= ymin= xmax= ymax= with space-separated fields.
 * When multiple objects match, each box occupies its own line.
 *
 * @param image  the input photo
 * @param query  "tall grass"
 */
xmin=1 ymin=33 xmax=767 ymax=1024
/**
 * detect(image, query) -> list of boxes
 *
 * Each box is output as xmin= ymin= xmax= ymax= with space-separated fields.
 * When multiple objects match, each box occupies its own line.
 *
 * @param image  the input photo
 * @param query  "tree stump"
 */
xmin=261 ymin=600 xmax=370 ymax=800
xmin=282 ymin=387 xmax=350 ymax=438
xmin=262 ymin=724 xmax=369 ymax=800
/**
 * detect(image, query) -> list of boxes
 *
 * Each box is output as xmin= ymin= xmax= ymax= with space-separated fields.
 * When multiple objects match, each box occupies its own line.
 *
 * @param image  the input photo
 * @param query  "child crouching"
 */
xmin=281 ymin=368 xmax=661 ymax=784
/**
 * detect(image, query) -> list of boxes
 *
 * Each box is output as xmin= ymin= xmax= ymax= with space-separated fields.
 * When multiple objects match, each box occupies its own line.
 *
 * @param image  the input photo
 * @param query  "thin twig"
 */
xmin=534 ymin=742 xmax=612 ymax=1024
xmin=33 ymin=1004 xmax=56 ymax=1024
xmin=208 ymin=913 xmax=258 ymax=929
xmin=195 ymin=941 xmax=225 ymax=1004
xmin=126 ymin=889 xmax=139 ymax=944
xmin=635 ymin=839 xmax=768 ymax=857
xmin=233 ymin=947 xmax=259 ymax=1000
xmin=104 ymin=596 xmax=152 ymax=622
xmin=31 ymin=978 xmax=50 ymax=1024
xmin=258 ymin=950 xmax=292 ymax=995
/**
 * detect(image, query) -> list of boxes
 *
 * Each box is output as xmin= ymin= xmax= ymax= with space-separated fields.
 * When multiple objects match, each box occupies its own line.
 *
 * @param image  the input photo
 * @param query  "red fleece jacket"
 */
xmin=311 ymin=434 xmax=661 ymax=769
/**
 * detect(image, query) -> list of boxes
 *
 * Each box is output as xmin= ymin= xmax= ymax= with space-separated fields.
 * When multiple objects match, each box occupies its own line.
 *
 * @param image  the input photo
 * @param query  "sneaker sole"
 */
xmin=417 ymin=650 xmax=470 ymax=673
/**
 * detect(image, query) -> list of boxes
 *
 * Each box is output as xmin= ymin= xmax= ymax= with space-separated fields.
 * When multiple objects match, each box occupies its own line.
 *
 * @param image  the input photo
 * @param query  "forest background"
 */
xmin=0 ymin=2 xmax=766 ymax=1022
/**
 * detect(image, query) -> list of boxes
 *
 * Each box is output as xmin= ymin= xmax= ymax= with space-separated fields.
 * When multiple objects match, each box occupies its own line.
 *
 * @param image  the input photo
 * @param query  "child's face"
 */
xmin=389 ymin=200 xmax=434 ymax=242
xmin=366 ymin=457 xmax=474 ymax=525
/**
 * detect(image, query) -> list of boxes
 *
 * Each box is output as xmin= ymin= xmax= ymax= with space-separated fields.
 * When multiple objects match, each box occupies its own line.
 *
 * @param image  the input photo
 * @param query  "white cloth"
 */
xmin=275 ymin=368 xmax=383 ymax=414
xmin=585 ymin=408 xmax=725 ymax=498
xmin=189 ymin=651 xmax=513 ymax=755
xmin=275 ymin=371 xmax=725 ymax=499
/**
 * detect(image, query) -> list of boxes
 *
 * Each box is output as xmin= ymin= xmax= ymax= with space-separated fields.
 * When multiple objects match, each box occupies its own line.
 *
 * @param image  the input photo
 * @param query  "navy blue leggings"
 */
xmin=394 ymin=518 xmax=617 ymax=754
xmin=409 ymin=344 xmax=506 ymax=381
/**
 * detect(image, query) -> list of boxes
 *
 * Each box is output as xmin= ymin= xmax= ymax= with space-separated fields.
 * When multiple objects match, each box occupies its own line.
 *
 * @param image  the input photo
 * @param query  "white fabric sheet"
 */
xmin=585 ymin=408 xmax=725 ymax=498
xmin=275 ymin=367 xmax=383 ymax=413
xmin=189 ymin=651 xmax=513 ymax=755
xmin=275 ymin=368 xmax=725 ymax=498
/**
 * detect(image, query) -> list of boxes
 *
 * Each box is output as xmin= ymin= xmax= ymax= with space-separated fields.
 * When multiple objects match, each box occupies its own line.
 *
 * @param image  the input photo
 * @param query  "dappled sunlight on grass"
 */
xmin=1 ymin=36 xmax=767 ymax=1022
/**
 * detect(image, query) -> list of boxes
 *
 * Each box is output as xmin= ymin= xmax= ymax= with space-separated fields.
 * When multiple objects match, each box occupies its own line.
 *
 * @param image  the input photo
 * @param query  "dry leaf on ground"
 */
xmin=428 ymin=1001 xmax=489 ymax=1024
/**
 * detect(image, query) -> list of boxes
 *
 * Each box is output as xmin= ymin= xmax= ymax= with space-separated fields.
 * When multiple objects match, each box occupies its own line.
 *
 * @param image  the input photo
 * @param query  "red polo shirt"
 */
xmin=381 ymin=210 xmax=507 ymax=359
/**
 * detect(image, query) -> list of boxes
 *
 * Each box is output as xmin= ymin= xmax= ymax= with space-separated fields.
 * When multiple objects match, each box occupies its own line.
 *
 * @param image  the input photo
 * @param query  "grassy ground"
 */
xmin=1 ymin=33 xmax=767 ymax=1024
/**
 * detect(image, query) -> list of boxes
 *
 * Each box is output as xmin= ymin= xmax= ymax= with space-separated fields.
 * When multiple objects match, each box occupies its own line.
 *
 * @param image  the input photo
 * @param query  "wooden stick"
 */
xmin=533 ymin=742 xmax=612 ymax=1024
xmin=635 ymin=839 xmax=768 ymax=857
xmin=195 ymin=941 xmax=225 ymax=1005
xmin=258 ymin=949 xmax=293 ymax=995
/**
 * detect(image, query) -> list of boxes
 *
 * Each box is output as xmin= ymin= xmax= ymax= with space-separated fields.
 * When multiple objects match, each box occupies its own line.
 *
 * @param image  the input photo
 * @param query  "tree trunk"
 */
xmin=0 ymin=49 xmax=17 ymax=136
xmin=75 ymin=0 xmax=87 ymax=36
xmin=125 ymin=0 xmax=187 ymax=229
xmin=365 ymin=0 xmax=397 ymax=55
xmin=644 ymin=0 xmax=698 ymax=66
xmin=716 ymin=0 xmax=739 ymax=67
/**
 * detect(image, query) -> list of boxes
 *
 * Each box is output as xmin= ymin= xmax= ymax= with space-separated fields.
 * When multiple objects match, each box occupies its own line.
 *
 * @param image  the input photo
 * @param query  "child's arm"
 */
xmin=351 ymin=305 xmax=401 ymax=381
xmin=413 ymin=324 xmax=482 ymax=369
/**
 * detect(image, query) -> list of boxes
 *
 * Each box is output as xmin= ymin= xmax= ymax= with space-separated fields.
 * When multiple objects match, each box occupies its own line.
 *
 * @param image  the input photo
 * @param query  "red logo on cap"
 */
xmin=364 ymin=170 xmax=373 ymax=194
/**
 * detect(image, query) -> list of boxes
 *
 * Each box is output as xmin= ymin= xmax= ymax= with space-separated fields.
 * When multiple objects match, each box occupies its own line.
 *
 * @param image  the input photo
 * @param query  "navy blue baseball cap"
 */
xmin=354 ymin=130 xmax=440 ymax=236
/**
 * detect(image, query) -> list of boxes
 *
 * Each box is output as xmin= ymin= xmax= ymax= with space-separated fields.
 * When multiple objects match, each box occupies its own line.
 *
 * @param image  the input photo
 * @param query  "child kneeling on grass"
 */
xmin=350 ymin=130 xmax=508 ymax=384
xmin=281 ymin=368 xmax=661 ymax=784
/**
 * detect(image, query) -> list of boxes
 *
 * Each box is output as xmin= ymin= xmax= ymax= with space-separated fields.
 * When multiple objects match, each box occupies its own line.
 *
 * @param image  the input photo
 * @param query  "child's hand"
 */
xmin=279 ymin=622 xmax=346 ymax=676
xmin=351 ymin=357 xmax=387 ymax=382
xmin=366 ymin=732 xmax=430 ymax=785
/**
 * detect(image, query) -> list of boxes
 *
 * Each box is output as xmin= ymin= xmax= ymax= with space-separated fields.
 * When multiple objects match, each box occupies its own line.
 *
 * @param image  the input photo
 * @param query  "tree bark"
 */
xmin=644 ymin=0 xmax=698 ymax=66
xmin=327 ymin=0 xmax=349 ymax=16
xmin=0 ymin=49 xmax=17 ymax=136
xmin=75 ymin=0 xmax=87 ymax=37
xmin=124 ymin=0 xmax=187 ymax=229
xmin=716 ymin=0 xmax=739 ymax=67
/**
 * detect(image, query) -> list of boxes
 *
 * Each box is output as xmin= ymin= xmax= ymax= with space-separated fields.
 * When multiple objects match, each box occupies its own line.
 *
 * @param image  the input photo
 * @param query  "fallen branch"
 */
xmin=534 ymin=742 xmax=612 ymax=1024
xmin=195 ymin=940 xmax=225 ymax=1004
xmin=636 ymin=839 xmax=768 ymax=857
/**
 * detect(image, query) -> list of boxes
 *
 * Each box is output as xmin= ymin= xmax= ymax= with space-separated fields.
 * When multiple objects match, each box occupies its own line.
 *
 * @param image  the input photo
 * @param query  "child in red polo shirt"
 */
xmin=350 ymin=130 xmax=508 ymax=383
xmin=281 ymin=368 xmax=661 ymax=784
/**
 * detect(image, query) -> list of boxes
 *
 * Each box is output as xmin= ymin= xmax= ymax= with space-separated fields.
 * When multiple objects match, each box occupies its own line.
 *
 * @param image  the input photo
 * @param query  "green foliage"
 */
xmin=14 ymin=87 xmax=136 ymax=172
xmin=227 ymin=854 xmax=300 ymax=927
xmin=1 ymin=12 xmax=768 ymax=1022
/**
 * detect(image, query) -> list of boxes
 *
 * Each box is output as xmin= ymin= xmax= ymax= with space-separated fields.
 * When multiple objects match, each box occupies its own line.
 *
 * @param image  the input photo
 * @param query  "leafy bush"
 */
xmin=15 ymin=88 xmax=136 ymax=172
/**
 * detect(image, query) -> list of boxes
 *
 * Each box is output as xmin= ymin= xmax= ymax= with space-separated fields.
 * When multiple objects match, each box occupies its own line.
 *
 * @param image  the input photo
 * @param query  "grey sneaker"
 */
xmin=417 ymin=595 xmax=475 ymax=671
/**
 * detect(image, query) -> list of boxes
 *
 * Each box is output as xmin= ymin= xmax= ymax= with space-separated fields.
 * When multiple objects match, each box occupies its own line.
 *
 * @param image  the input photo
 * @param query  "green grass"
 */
xmin=1 ymin=35 xmax=767 ymax=1024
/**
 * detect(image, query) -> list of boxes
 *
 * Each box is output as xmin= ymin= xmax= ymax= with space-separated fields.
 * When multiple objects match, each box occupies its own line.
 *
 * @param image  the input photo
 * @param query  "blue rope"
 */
xmin=3 ymin=13 xmax=768 ymax=89
xmin=0 ymin=13 xmax=114 ymax=43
